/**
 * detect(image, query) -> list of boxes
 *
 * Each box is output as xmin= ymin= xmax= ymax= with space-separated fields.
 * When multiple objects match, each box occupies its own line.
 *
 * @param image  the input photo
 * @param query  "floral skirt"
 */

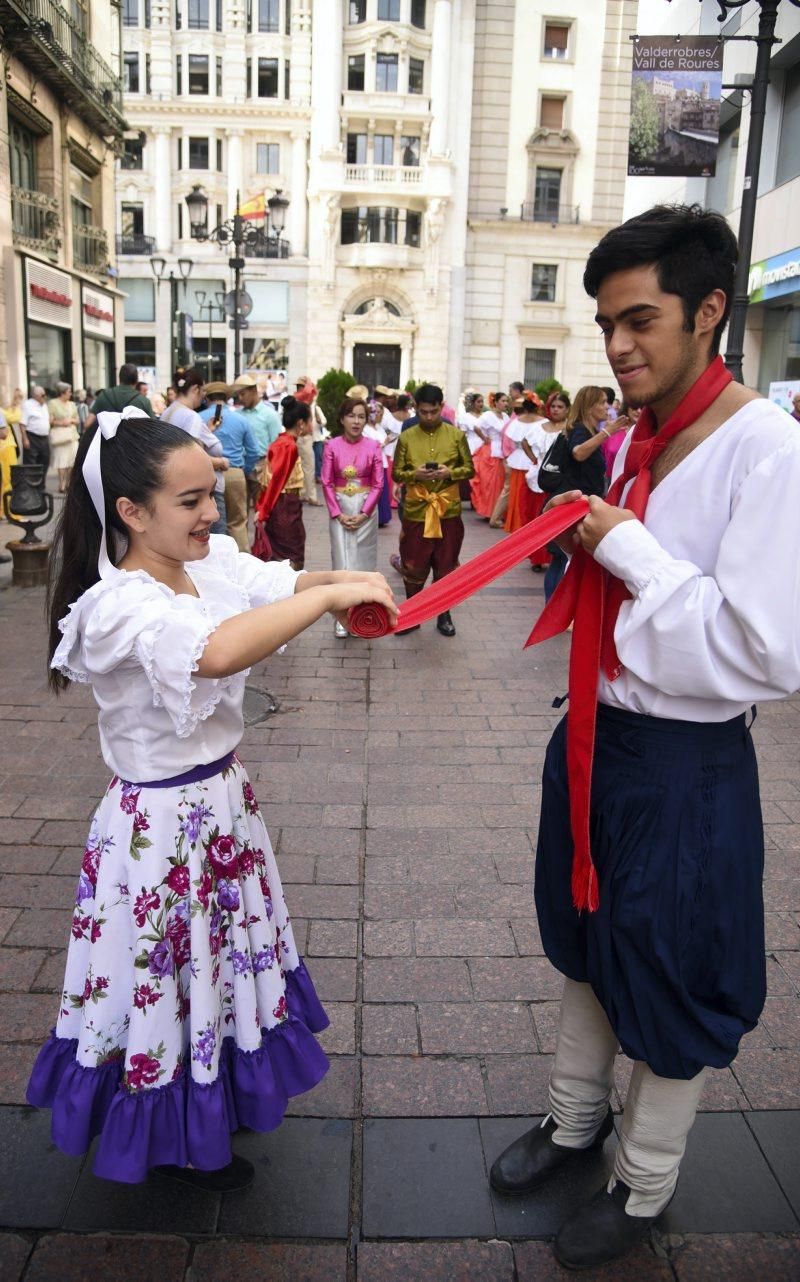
xmin=26 ymin=753 xmax=329 ymax=1183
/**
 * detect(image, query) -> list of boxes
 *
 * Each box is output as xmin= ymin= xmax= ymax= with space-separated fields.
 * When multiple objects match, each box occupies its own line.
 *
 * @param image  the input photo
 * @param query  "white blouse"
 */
xmin=505 ymin=418 xmax=543 ymax=471
xmin=52 ymin=535 xmax=302 ymax=781
xmin=479 ymin=410 xmax=509 ymax=458
xmin=457 ymin=412 xmax=485 ymax=456
xmin=595 ymin=398 xmax=800 ymax=721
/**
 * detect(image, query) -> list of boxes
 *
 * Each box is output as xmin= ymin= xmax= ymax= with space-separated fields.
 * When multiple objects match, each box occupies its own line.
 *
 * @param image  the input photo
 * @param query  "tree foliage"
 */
xmin=317 ymin=367 xmax=355 ymax=428
xmin=629 ymin=78 xmax=660 ymax=163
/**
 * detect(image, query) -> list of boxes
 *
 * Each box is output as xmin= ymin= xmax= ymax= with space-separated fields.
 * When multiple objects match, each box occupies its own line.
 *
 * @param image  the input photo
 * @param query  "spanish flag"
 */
xmin=237 ymin=192 xmax=266 ymax=221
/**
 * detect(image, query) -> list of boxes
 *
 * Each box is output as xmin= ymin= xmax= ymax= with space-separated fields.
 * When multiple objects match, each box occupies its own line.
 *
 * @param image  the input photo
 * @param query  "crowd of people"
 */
xmin=16 ymin=202 xmax=800 ymax=1272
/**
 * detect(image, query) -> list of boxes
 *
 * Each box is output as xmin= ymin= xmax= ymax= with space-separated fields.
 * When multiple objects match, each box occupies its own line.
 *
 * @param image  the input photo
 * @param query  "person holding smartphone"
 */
xmin=391 ymin=383 xmax=474 ymax=637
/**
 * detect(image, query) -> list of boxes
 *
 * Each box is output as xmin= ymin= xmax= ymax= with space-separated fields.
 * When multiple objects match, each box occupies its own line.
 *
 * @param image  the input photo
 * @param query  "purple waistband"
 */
xmin=124 ymin=750 xmax=236 ymax=790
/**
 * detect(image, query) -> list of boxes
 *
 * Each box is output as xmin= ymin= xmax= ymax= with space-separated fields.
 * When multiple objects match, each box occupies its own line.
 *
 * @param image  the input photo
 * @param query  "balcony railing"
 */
xmin=73 ymin=223 xmax=109 ymax=273
xmin=116 ymin=233 xmax=157 ymax=256
xmin=0 ymin=0 xmax=125 ymax=137
xmin=520 ymin=203 xmax=580 ymax=224
xmin=244 ymin=238 xmax=291 ymax=259
xmin=11 ymin=187 xmax=61 ymax=258
xmin=345 ymin=164 xmax=424 ymax=186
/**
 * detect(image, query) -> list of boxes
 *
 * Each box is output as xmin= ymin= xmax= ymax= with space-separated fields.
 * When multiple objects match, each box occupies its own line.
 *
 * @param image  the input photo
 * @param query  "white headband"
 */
xmin=82 ymin=407 xmax=152 ymax=578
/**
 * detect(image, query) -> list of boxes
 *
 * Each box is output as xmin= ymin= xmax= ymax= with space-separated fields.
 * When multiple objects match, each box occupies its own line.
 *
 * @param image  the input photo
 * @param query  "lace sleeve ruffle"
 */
xmin=134 ymin=601 xmax=234 ymax=738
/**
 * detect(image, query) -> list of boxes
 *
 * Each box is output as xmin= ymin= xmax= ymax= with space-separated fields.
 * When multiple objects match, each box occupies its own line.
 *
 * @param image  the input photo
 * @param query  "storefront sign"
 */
xmin=749 ymin=248 xmax=800 ymax=303
xmin=81 ymin=285 xmax=115 ymax=340
xmin=628 ymin=37 xmax=722 ymax=178
xmin=26 ymin=259 xmax=73 ymax=328
xmin=768 ymin=380 xmax=800 ymax=413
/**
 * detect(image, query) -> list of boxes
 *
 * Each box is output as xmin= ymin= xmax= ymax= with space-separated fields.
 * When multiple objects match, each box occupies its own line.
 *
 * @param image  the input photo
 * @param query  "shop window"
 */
xmin=123 ymin=51 xmax=140 ymax=93
xmin=28 ymin=321 xmax=71 ymax=394
xmin=348 ymin=54 xmax=365 ymax=91
xmin=257 ymin=142 xmax=280 ymax=173
xmin=524 ymin=348 xmax=556 ymax=384
xmin=188 ymin=0 xmax=209 ymax=29
xmin=534 ymin=167 xmax=562 ymax=220
xmin=531 ymin=264 xmax=557 ymax=302
xmin=188 ymin=54 xmax=209 ymax=94
xmin=84 ymin=337 xmax=114 ymax=396
xmin=543 ymin=21 xmax=570 ymax=60
xmin=540 ymin=97 xmax=564 ymax=130
xmin=121 ymin=137 xmax=145 ymax=170
xmin=411 ymin=0 xmax=425 ymax=27
xmin=120 ymin=277 xmax=154 ymax=322
xmin=376 ymin=53 xmax=398 ymax=92
xmin=408 ymin=57 xmax=424 ymax=94
xmin=401 ymin=135 xmax=420 ymax=166
xmin=378 ymin=0 xmax=399 ymax=19
xmin=125 ymin=335 xmax=156 ymax=368
xmin=258 ymin=58 xmax=279 ymax=97
xmin=347 ymin=133 xmax=368 ymax=164
xmin=374 ymin=135 xmax=394 ymax=166
xmin=349 ymin=0 xmax=366 ymax=22
xmin=189 ymin=137 xmax=210 ymax=169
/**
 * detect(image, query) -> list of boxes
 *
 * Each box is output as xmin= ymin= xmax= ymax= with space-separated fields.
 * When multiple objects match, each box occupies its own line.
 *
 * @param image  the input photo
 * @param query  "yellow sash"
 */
xmin=405 ymin=483 xmax=459 ymax=539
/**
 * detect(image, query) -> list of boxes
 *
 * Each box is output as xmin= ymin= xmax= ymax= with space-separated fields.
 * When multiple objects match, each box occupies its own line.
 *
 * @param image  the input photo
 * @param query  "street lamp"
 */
xmin=184 ymin=184 xmax=291 ymax=379
xmin=195 ymin=288 xmax=224 ymax=380
xmin=149 ymin=254 xmax=193 ymax=378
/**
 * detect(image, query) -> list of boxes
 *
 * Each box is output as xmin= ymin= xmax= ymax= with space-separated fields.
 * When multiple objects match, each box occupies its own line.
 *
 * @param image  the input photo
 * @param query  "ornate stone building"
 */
xmin=116 ymin=0 xmax=633 ymax=397
xmin=0 ymin=0 xmax=126 ymax=398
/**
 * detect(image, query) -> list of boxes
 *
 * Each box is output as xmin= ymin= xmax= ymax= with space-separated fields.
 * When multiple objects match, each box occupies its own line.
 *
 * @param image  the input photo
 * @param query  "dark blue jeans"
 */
xmin=313 ymin=439 xmax=325 ymax=480
xmin=544 ymin=544 xmax=568 ymax=602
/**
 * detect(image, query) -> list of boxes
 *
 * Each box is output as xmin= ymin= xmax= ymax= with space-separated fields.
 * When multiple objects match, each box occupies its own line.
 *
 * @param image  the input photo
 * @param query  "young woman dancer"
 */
xmin=26 ymin=408 xmax=396 ymax=1189
xmin=321 ymin=397 xmax=384 ymax=639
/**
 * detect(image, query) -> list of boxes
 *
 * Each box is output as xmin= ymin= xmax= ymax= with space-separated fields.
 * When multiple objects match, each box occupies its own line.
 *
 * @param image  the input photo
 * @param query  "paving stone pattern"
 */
xmin=2 ymin=507 xmax=800 ymax=1277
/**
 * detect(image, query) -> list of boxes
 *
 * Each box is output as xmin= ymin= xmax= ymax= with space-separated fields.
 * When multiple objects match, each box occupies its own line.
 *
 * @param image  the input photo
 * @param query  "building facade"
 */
xmin=117 ymin=0 xmax=632 ymax=398
xmin=0 ymin=0 xmax=126 ymax=400
xmin=625 ymin=0 xmax=800 ymax=399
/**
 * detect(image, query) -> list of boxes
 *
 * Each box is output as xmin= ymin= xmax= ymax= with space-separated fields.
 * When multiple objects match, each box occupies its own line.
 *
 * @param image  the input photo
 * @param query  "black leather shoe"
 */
xmin=436 ymin=611 xmax=456 ymax=637
xmin=554 ymin=1179 xmax=663 ymax=1270
xmin=153 ymin=1154 xmax=255 ymax=1192
xmin=490 ymin=1107 xmax=614 ymax=1195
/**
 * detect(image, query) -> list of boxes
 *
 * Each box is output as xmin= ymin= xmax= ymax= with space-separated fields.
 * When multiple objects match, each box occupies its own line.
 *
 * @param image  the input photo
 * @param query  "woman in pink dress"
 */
xmin=321 ymin=397 xmax=384 ymax=638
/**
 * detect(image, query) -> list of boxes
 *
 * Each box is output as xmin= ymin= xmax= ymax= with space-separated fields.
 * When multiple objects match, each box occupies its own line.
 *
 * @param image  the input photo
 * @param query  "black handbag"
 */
xmin=538 ymin=432 xmax=575 ymax=494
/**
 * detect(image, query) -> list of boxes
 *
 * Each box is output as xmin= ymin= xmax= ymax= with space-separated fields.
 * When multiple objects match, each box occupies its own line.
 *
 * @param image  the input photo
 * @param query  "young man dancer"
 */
xmin=490 ymin=205 xmax=800 ymax=1269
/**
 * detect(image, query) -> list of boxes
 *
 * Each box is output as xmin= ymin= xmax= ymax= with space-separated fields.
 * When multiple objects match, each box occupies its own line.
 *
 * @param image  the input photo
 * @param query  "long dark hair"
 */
xmin=331 ymin=396 xmax=368 ymax=437
xmin=47 ymin=417 xmax=196 ymax=692
xmin=281 ymin=395 xmax=312 ymax=432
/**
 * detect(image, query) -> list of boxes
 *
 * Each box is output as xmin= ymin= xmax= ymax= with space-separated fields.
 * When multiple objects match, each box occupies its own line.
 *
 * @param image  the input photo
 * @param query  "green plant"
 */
xmin=535 ymin=377 xmax=564 ymax=402
xmin=404 ymin=378 xmax=419 ymax=395
xmin=317 ymin=367 xmax=355 ymax=430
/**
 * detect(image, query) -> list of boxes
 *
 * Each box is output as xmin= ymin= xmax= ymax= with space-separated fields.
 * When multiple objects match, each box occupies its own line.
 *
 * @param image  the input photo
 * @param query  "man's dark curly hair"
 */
xmin=583 ymin=204 xmax=738 ymax=356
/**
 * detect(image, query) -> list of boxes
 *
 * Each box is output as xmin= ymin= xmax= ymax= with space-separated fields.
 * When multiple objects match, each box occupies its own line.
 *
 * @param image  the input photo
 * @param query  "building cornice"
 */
xmin=126 ymin=101 xmax=311 ymax=124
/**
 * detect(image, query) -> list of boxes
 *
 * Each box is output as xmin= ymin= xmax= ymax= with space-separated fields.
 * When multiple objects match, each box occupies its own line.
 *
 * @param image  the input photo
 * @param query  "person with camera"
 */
xmin=391 ymin=383 xmax=474 ymax=636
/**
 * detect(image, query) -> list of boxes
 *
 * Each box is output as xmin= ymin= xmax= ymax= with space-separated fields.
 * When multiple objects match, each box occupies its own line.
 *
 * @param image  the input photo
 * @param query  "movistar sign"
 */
xmin=749 ymin=247 xmax=800 ymax=302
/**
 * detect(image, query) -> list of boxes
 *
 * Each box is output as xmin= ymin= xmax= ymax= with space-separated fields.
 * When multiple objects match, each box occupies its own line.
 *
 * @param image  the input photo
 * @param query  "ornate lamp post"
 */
xmin=184 ymin=185 xmax=290 ymax=379
xmin=149 ymin=254 xmax=193 ymax=378
xmin=195 ymin=289 xmax=226 ymax=380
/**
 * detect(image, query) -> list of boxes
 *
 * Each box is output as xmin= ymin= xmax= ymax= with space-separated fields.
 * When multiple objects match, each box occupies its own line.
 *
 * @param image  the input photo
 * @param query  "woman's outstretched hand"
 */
xmin=329 ymin=577 xmax=398 ymax=630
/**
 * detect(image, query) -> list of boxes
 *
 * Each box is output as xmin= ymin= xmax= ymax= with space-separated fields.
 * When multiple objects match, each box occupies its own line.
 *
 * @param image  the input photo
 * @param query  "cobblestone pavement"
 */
xmin=1 ymin=503 xmax=799 ymax=1280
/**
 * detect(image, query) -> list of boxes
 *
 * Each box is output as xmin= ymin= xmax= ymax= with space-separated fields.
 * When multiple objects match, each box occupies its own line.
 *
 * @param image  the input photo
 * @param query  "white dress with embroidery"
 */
xmin=26 ymin=535 xmax=329 ymax=1183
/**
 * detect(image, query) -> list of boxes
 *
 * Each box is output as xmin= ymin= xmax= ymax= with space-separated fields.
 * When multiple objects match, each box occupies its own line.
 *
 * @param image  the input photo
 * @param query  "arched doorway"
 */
xmin=340 ymin=296 xmax=416 ymax=391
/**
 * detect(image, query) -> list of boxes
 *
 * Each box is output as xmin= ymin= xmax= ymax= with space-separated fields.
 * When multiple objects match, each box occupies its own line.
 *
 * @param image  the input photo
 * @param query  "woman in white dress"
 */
xmin=27 ymin=408 xmax=396 ymax=1188
xmin=48 ymin=382 xmax=80 ymax=492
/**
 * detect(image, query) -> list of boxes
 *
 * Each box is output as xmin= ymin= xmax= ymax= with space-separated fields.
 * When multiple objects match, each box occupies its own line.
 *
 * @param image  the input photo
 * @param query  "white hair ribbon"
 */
xmin=82 ymin=407 xmax=152 ymax=579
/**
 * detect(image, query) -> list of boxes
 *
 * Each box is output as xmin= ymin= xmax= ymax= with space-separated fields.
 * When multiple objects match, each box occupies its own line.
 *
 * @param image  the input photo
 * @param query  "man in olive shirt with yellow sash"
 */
xmin=392 ymin=383 xmax=474 ymax=636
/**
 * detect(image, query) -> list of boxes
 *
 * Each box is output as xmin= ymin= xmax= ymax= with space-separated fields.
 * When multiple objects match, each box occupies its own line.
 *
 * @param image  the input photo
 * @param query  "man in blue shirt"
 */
xmin=200 ymin=383 xmax=260 ymax=551
xmin=231 ymin=374 xmax=282 ymax=516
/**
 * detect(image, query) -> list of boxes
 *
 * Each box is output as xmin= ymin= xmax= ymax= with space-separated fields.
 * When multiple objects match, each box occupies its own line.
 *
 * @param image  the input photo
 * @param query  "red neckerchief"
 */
xmin=255 ymin=433 xmax=298 ymax=522
xmin=526 ymin=355 xmax=733 ymax=912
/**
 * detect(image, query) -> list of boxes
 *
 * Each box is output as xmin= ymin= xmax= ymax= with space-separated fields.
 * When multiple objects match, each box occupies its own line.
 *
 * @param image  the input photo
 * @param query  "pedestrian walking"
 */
xmin=321 ymin=396 xmax=384 ymax=638
xmin=391 ymin=383 xmax=474 ymax=636
xmin=48 ymin=382 xmax=80 ymax=492
xmin=200 ymin=383 xmax=260 ymax=552
xmin=491 ymin=203 xmax=800 ymax=1270
xmin=473 ymin=392 xmax=509 ymax=522
xmin=252 ymin=396 xmax=312 ymax=570
xmin=20 ymin=386 xmax=51 ymax=490
xmin=26 ymin=407 xmax=396 ymax=1187
xmin=85 ymin=364 xmax=153 ymax=431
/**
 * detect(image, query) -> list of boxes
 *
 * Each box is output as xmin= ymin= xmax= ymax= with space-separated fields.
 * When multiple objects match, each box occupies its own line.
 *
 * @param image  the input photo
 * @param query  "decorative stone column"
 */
xmin=152 ymin=127 xmax=172 ymax=252
xmin=310 ymin=0 xmax=343 ymax=156
xmin=290 ymin=129 xmax=309 ymax=256
xmin=429 ymin=0 xmax=452 ymax=157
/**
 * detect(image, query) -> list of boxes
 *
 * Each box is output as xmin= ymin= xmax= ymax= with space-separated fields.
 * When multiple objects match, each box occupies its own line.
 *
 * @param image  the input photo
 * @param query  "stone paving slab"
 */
xmin=3 ymin=504 xmax=800 ymax=1267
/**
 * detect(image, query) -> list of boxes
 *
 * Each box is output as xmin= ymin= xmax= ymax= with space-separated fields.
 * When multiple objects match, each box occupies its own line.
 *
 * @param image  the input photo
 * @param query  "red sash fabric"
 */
xmin=255 ymin=434 xmax=298 ymax=523
xmin=526 ymin=355 xmax=733 ymax=911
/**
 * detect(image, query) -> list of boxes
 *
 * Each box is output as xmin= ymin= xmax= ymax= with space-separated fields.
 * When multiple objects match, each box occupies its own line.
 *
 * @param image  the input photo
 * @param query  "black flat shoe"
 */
xmin=490 ymin=1107 xmax=614 ymax=1195
xmin=554 ymin=1179 xmax=665 ymax=1271
xmin=153 ymin=1154 xmax=255 ymax=1192
xmin=436 ymin=611 xmax=456 ymax=637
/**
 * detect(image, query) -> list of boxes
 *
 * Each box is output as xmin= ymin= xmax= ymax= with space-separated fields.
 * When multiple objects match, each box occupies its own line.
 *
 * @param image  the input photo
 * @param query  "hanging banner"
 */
xmin=628 ymin=36 xmax=723 ymax=178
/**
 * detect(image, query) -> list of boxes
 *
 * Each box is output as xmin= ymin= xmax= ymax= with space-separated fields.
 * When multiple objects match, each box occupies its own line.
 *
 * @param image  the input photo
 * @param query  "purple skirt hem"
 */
xmin=26 ymin=962 xmax=330 ymax=1183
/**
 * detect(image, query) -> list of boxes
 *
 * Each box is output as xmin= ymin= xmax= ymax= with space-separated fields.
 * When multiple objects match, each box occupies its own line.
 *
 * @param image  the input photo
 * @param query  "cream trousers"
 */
xmin=548 ymin=978 xmax=706 ymax=1217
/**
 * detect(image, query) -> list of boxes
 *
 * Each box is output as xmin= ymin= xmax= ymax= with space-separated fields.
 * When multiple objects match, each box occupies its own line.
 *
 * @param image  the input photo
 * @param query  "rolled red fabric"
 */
xmin=344 ymin=498 xmax=590 ymax=639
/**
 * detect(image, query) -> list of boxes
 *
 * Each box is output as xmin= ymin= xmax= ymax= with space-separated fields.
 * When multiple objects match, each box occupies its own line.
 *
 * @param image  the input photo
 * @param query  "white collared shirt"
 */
xmin=21 ymin=398 xmax=50 ymax=436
